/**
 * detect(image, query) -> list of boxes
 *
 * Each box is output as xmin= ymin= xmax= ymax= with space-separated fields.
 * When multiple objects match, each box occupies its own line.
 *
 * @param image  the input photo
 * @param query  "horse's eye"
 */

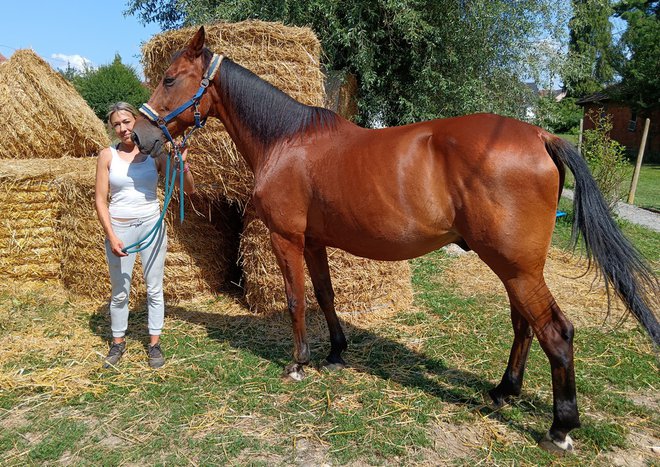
xmin=164 ymin=77 xmax=175 ymax=87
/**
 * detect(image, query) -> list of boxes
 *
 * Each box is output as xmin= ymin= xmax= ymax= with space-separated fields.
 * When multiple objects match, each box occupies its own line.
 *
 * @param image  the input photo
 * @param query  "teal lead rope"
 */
xmin=121 ymin=150 xmax=184 ymax=254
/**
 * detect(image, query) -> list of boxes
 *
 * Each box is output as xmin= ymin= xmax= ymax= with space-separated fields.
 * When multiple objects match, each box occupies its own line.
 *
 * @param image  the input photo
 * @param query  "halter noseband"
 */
xmin=121 ymin=53 xmax=223 ymax=255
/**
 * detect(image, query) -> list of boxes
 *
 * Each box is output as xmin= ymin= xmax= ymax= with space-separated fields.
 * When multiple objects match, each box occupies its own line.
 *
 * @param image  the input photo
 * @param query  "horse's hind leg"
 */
xmin=467 ymin=226 xmax=579 ymax=450
xmin=502 ymin=273 xmax=580 ymax=452
xmin=489 ymin=304 xmax=534 ymax=407
xmin=304 ymin=240 xmax=348 ymax=368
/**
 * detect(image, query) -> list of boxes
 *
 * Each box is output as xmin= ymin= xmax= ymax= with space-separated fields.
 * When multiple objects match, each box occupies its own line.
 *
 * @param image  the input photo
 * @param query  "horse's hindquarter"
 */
xmin=437 ymin=115 xmax=562 ymax=261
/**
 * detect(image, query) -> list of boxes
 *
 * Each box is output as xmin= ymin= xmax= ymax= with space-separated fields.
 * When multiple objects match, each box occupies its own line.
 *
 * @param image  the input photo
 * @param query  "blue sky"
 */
xmin=0 ymin=1 xmax=162 ymax=79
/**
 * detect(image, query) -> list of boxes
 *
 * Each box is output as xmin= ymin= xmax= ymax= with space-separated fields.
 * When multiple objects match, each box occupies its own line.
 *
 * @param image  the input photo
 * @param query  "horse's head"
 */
xmin=132 ymin=26 xmax=220 ymax=156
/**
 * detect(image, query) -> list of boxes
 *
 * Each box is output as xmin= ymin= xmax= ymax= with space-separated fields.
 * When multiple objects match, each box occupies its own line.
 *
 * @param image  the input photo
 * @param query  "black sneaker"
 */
xmin=103 ymin=341 xmax=126 ymax=368
xmin=148 ymin=343 xmax=165 ymax=369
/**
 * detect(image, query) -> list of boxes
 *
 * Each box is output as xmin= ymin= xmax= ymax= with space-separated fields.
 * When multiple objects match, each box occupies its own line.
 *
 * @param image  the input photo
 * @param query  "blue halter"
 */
xmin=121 ymin=53 xmax=223 ymax=254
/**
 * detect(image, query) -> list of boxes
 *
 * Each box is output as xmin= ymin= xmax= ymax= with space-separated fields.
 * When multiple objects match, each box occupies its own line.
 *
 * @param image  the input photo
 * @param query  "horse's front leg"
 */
xmin=270 ymin=231 xmax=309 ymax=381
xmin=304 ymin=240 xmax=347 ymax=369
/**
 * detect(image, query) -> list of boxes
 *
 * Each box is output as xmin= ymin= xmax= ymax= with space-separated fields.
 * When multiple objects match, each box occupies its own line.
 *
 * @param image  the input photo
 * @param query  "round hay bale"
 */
xmin=240 ymin=206 xmax=413 ymax=315
xmin=0 ymin=50 xmax=110 ymax=159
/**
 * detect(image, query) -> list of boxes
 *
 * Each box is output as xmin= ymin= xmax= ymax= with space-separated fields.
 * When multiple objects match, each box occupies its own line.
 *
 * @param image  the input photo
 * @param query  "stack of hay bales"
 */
xmin=143 ymin=21 xmax=413 ymax=314
xmin=0 ymin=49 xmax=109 ymax=285
xmin=0 ymin=50 xmax=231 ymax=302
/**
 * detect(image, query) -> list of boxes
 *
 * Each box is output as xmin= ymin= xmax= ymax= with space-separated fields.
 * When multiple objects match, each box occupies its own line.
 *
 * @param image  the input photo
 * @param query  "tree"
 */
xmin=72 ymin=54 xmax=151 ymax=121
xmin=614 ymin=0 xmax=660 ymax=108
xmin=126 ymin=0 xmax=567 ymax=127
xmin=534 ymin=96 xmax=583 ymax=134
xmin=564 ymin=0 xmax=616 ymax=97
xmin=58 ymin=63 xmax=81 ymax=81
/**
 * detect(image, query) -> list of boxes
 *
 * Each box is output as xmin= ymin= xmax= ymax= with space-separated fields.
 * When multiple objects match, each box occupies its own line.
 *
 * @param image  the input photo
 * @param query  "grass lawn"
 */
xmin=1 ymin=205 xmax=658 ymax=465
xmin=629 ymin=164 xmax=660 ymax=211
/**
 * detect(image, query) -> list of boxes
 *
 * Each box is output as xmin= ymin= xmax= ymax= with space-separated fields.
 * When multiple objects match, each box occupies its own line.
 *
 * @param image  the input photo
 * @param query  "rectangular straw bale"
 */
xmin=56 ymin=172 xmax=233 ymax=303
xmin=0 ymin=160 xmax=76 ymax=281
xmin=142 ymin=20 xmax=325 ymax=206
xmin=0 ymin=49 xmax=110 ymax=159
xmin=0 ymin=159 xmax=234 ymax=302
xmin=240 ymin=206 xmax=414 ymax=315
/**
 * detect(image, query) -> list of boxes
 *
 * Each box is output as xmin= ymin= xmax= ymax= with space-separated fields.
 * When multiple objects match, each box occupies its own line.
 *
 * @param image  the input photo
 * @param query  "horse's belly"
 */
xmin=310 ymin=221 xmax=458 ymax=261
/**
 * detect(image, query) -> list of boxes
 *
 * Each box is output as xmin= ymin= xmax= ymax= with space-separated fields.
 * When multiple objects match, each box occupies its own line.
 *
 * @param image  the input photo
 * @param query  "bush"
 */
xmin=73 ymin=54 xmax=151 ymax=122
xmin=582 ymin=110 xmax=631 ymax=208
xmin=534 ymin=96 xmax=583 ymax=134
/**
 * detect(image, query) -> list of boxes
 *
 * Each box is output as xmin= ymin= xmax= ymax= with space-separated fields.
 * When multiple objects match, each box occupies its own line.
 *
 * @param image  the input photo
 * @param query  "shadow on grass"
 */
xmin=89 ymin=296 xmax=552 ymax=442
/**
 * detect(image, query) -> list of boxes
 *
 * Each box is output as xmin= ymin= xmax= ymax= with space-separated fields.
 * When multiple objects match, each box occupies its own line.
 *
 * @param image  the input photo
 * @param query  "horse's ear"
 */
xmin=185 ymin=26 xmax=205 ymax=59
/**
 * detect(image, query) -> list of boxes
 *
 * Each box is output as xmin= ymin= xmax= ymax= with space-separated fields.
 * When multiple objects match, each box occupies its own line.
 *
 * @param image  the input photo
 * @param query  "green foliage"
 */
xmin=613 ymin=0 xmax=660 ymax=108
xmin=535 ymin=96 xmax=583 ymax=133
xmin=72 ymin=54 xmax=151 ymax=122
xmin=564 ymin=0 xmax=616 ymax=98
xmin=582 ymin=111 xmax=631 ymax=207
xmin=57 ymin=63 xmax=81 ymax=82
xmin=126 ymin=0 xmax=566 ymax=126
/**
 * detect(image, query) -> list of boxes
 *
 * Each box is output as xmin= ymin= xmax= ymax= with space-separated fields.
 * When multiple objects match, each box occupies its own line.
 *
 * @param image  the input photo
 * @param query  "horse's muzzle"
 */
xmin=131 ymin=131 xmax=141 ymax=147
xmin=132 ymin=118 xmax=165 ymax=157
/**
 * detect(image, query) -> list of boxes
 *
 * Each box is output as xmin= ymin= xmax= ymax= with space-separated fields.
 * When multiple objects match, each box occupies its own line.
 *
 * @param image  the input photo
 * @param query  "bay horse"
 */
xmin=132 ymin=26 xmax=659 ymax=453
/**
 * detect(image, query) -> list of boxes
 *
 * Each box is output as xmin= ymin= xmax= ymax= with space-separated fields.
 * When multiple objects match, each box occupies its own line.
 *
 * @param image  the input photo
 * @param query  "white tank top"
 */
xmin=108 ymin=147 xmax=160 ymax=219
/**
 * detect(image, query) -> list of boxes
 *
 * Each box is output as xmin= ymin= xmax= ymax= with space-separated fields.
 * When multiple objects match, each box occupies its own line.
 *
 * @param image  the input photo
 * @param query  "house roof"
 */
xmin=0 ymin=53 xmax=7 ymax=64
xmin=575 ymin=83 xmax=628 ymax=105
xmin=576 ymin=92 xmax=610 ymax=105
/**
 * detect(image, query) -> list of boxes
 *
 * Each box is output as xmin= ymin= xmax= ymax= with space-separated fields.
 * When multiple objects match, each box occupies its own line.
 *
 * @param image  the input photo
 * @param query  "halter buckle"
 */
xmin=201 ymin=78 xmax=210 ymax=88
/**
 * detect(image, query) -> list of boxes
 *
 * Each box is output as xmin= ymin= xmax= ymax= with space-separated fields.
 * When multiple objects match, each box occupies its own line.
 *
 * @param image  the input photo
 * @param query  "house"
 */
xmin=0 ymin=53 xmax=7 ymax=64
xmin=576 ymin=89 xmax=660 ymax=160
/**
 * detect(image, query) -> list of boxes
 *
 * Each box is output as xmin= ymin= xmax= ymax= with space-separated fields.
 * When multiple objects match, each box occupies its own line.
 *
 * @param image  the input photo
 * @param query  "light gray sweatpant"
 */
xmin=105 ymin=213 xmax=168 ymax=338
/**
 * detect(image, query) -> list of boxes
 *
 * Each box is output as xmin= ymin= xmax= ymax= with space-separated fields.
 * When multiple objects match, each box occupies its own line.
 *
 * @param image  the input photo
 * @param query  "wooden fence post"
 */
xmin=577 ymin=117 xmax=584 ymax=155
xmin=627 ymin=118 xmax=651 ymax=204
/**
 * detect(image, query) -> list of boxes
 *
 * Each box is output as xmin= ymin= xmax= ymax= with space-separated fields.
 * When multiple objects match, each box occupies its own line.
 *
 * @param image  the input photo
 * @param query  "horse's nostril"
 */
xmin=131 ymin=132 xmax=140 ymax=146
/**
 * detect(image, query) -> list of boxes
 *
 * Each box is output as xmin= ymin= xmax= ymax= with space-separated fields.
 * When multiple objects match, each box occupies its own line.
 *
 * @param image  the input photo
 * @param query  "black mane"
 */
xmin=215 ymin=54 xmax=338 ymax=147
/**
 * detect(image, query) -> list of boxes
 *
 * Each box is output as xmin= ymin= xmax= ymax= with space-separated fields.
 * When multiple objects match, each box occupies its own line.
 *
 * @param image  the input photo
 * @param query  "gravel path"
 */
xmin=562 ymin=189 xmax=660 ymax=232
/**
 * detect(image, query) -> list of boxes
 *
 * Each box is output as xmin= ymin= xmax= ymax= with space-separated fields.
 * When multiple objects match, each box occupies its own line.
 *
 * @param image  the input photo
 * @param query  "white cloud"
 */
xmin=51 ymin=53 xmax=94 ymax=72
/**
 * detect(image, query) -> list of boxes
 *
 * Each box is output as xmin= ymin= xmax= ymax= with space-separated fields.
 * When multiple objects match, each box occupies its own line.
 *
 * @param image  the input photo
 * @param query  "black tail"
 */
xmin=545 ymin=136 xmax=660 ymax=346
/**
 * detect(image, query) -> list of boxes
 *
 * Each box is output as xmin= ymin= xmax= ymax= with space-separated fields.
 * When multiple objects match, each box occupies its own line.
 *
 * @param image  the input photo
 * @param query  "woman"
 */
xmin=95 ymin=102 xmax=195 ymax=369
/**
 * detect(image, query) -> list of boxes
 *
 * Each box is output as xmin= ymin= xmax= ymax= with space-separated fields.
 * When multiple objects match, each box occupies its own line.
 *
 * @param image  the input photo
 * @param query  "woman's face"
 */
xmin=110 ymin=110 xmax=136 ymax=145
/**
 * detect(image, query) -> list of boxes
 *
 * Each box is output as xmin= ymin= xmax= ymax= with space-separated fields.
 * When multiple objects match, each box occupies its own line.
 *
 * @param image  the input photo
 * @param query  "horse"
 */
xmin=132 ymin=26 xmax=659 ymax=453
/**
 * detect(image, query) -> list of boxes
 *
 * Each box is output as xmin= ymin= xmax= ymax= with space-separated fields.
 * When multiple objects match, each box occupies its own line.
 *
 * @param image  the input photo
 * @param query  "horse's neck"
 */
xmin=213 ymin=88 xmax=265 ymax=174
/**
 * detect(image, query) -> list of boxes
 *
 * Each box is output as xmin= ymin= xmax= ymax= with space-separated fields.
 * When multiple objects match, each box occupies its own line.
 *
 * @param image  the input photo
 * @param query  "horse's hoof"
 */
xmin=488 ymin=388 xmax=507 ymax=408
xmin=282 ymin=363 xmax=305 ymax=382
xmin=320 ymin=360 xmax=346 ymax=372
xmin=538 ymin=432 xmax=574 ymax=455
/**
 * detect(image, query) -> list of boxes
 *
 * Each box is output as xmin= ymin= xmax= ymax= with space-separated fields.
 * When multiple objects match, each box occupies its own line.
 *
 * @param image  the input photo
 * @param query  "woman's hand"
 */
xmin=179 ymin=145 xmax=189 ymax=162
xmin=178 ymin=146 xmax=190 ymax=172
xmin=109 ymin=235 xmax=128 ymax=257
